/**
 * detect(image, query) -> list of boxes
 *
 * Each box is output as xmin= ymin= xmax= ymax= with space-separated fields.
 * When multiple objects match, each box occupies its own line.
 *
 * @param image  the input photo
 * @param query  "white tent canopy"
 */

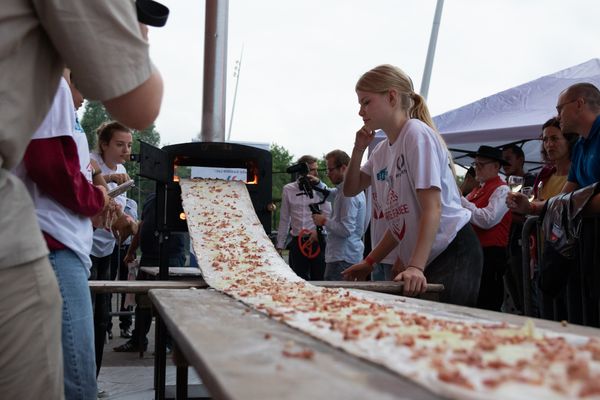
xmin=433 ymin=58 xmax=600 ymax=172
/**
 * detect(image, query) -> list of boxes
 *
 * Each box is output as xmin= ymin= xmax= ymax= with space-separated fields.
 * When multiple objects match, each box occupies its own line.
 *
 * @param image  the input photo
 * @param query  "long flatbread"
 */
xmin=180 ymin=178 xmax=600 ymax=400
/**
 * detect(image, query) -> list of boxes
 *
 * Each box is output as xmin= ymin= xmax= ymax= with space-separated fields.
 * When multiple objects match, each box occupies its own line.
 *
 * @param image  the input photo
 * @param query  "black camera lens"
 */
xmin=136 ymin=0 xmax=169 ymax=27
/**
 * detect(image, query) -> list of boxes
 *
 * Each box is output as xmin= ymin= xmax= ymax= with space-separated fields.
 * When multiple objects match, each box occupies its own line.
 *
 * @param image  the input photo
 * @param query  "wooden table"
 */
xmin=149 ymin=288 xmax=600 ymax=400
xmin=149 ymin=288 xmax=442 ymax=400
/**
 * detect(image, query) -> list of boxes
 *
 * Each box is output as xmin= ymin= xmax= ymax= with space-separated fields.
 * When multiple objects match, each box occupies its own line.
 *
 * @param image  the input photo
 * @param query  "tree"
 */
xmin=270 ymin=143 xmax=294 ymax=232
xmin=80 ymin=100 xmax=110 ymax=150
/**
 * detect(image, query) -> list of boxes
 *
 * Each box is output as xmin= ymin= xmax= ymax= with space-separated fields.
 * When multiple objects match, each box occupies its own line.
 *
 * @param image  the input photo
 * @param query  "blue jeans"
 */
xmin=324 ymin=261 xmax=352 ymax=281
xmin=49 ymin=249 xmax=97 ymax=400
xmin=371 ymin=263 xmax=393 ymax=281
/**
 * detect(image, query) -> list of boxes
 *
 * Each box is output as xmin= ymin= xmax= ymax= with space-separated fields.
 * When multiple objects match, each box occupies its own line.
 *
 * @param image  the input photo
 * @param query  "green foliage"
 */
xmin=80 ymin=101 xmax=110 ymax=150
xmin=317 ymin=156 xmax=332 ymax=187
xmin=270 ymin=143 xmax=294 ymax=230
xmin=80 ymin=101 xmax=161 ymax=215
xmin=271 ymin=143 xmax=294 ymax=200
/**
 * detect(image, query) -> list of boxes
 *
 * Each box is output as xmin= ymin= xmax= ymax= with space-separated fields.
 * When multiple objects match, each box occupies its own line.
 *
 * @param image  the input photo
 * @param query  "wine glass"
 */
xmin=521 ymin=186 xmax=534 ymax=202
xmin=507 ymin=175 xmax=523 ymax=193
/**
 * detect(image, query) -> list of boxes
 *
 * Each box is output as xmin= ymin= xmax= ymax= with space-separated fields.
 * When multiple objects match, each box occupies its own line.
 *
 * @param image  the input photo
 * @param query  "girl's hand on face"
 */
xmin=354 ymin=125 xmax=375 ymax=151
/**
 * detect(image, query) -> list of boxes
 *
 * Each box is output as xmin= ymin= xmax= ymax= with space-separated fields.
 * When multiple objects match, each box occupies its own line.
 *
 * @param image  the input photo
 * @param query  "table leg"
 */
xmin=154 ymin=313 xmax=167 ymax=400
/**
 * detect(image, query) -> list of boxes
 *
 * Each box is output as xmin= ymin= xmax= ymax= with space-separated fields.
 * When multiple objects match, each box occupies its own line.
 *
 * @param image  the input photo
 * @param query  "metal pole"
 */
xmin=420 ymin=0 xmax=444 ymax=100
xmin=227 ymin=46 xmax=244 ymax=141
xmin=201 ymin=0 xmax=229 ymax=142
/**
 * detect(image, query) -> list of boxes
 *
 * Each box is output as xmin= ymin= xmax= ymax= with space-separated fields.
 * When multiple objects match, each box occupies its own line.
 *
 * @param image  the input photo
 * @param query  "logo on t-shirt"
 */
xmin=384 ymin=187 xmax=410 ymax=241
xmin=376 ymin=167 xmax=388 ymax=181
xmin=395 ymin=154 xmax=407 ymax=178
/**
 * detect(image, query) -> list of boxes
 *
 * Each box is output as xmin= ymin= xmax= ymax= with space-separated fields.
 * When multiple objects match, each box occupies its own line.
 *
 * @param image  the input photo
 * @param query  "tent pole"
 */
xmin=420 ymin=0 xmax=444 ymax=100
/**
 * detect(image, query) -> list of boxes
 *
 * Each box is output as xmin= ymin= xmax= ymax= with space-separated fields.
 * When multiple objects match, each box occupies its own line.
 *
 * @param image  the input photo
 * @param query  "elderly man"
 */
xmin=311 ymin=150 xmax=366 ymax=281
xmin=462 ymin=146 xmax=512 ymax=311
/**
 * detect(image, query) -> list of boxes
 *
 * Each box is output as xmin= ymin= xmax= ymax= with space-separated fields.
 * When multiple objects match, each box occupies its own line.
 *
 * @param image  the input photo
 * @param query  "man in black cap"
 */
xmin=461 ymin=146 xmax=512 ymax=311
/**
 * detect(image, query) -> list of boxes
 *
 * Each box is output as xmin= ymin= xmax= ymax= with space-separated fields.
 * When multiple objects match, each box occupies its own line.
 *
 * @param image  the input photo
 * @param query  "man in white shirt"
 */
xmin=276 ymin=155 xmax=331 ymax=280
xmin=461 ymin=146 xmax=512 ymax=311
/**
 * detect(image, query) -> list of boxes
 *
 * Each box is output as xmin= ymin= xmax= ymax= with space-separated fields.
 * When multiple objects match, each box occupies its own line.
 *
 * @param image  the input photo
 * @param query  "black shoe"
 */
xmin=113 ymin=341 xmax=147 ymax=352
xmin=120 ymin=328 xmax=132 ymax=338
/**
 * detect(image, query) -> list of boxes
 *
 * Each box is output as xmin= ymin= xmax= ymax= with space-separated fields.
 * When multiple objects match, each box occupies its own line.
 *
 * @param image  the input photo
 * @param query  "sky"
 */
xmin=146 ymin=0 xmax=599 ymax=162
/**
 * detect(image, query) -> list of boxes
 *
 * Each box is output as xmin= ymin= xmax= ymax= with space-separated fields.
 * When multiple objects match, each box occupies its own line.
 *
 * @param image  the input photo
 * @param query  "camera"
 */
xmin=286 ymin=162 xmax=313 ymax=198
xmin=136 ymin=0 xmax=169 ymax=27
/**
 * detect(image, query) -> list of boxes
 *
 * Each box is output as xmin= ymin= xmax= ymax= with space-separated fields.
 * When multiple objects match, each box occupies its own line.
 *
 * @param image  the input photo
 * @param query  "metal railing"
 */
xmin=522 ymin=214 xmax=600 ymax=327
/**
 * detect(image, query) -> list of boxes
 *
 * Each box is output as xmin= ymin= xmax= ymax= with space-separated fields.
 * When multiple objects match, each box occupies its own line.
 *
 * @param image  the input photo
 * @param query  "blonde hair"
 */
xmin=356 ymin=64 xmax=436 ymax=129
xmin=356 ymin=64 xmax=456 ymax=175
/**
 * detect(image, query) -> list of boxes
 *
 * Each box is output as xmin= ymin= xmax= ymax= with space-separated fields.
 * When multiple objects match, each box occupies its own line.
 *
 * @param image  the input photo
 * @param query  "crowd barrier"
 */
xmin=522 ymin=214 xmax=600 ymax=327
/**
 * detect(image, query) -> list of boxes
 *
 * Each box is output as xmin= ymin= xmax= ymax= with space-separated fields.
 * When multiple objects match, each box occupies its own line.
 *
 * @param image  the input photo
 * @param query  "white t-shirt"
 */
xmin=276 ymin=181 xmax=332 ymax=249
xmin=14 ymin=77 xmax=94 ymax=270
xmin=360 ymin=119 xmax=470 ymax=266
xmin=366 ymin=141 xmax=398 ymax=265
xmin=90 ymin=154 xmax=127 ymax=257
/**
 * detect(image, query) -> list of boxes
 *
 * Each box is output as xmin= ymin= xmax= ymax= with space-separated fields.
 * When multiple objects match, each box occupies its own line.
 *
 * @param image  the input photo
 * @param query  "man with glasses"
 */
xmin=310 ymin=150 xmax=366 ymax=280
xmin=461 ymin=146 xmax=512 ymax=311
xmin=276 ymin=155 xmax=331 ymax=280
xmin=508 ymin=83 xmax=600 ymax=215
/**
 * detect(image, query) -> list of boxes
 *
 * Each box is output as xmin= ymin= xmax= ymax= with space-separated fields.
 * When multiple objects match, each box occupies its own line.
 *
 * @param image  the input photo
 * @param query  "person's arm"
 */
xmin=103 ymin=68 xmax=163 ymax=130
xmin=407 ymin=188 xmax=441 ymax=270
xmin=40 ymin=2 xmax=163 ymax=130
xmin=390 ymin=188 xmax=441 ymax=297
xmin=462 ymin=185 xmax=510 ymax=229
xmin=315 ymin=196 xmax=358 ymax=237
xmin=508 ymin=179 xmax=580 ymax=215
xmin=341 ymin=229 xmax=398 ymax=281
xmin=276 ymin=186 xmax=292 ymax=250
xmin=344 ymin=126 xmax=374 ymax=196
xmin=24 ymin=137 xmax=106 ymax=216
xmin=124 ymin=220 xmax=142 ymax=264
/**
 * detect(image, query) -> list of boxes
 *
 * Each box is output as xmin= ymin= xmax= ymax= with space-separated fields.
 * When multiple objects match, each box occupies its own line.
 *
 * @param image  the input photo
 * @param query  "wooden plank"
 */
xmin=138 ymin=267 xmax=442 ymax=298
xmin=89 ymin=280 xmax=208 ymax=293
xmin=140 ymin=266 xmax=203 ymax=277
xmin=149 ymin=288 xmax=444 ymax=400
xmin=312 ymin=280 xmax=444 ymax=293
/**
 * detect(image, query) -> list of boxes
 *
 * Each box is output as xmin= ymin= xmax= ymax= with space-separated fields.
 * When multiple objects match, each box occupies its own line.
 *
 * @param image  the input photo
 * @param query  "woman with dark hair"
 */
xmin=527 ymin=118 xmax=579 ymax=320
xmin=533 ymin=117 xmax=579 ymax=201
xmin=89 ymin=121 xmax=137 ymax=380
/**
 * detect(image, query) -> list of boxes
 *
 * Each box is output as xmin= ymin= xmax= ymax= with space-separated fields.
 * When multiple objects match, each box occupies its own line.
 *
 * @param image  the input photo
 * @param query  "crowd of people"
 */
xmin=277 ymin=67 xmax=600 ymax=325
